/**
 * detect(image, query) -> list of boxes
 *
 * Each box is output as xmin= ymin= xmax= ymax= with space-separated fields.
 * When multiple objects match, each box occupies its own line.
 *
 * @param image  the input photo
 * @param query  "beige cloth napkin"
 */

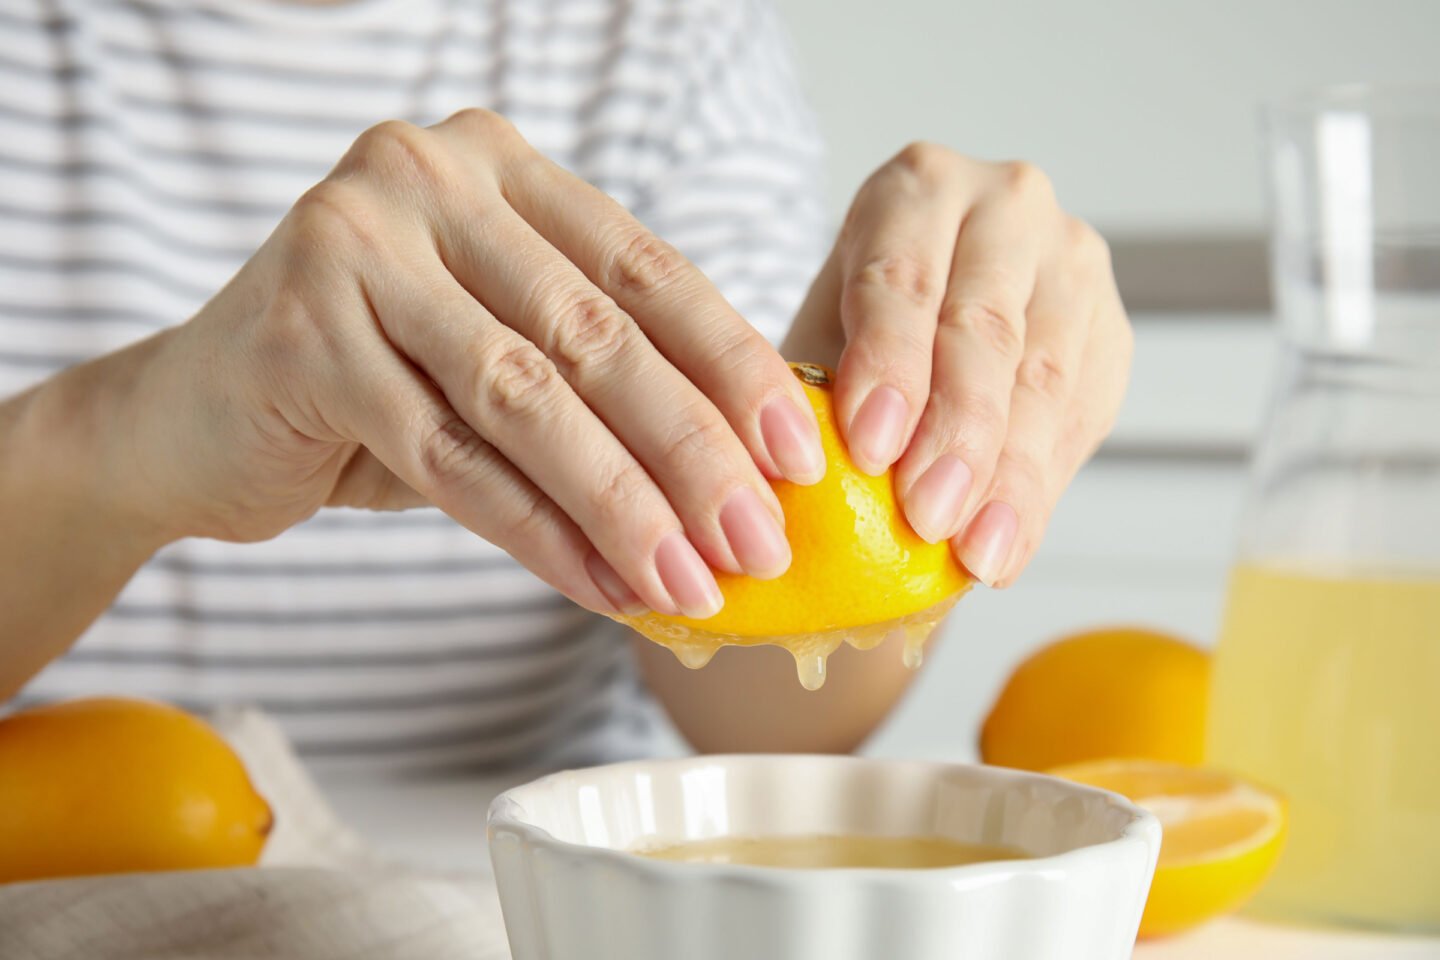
xmin=0 ymin=709 xmax=513 ymax=960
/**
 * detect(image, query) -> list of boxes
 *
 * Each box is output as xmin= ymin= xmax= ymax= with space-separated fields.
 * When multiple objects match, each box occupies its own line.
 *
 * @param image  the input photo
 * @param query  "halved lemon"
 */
xmin=1050 ymin=759 xmax=1287 ymax=938
xmin=618 ymin=363 xmax=971 ymax=690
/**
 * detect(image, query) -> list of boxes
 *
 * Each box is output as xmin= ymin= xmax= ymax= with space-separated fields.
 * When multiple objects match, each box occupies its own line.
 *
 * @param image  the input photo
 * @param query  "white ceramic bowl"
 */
xmin=488 ymin=755 xmax=1160 ymax=960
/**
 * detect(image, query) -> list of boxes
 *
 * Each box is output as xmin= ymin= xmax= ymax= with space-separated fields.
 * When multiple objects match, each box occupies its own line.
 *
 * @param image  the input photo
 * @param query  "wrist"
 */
xmin=6 ymin=334 xmax=182 ymax=565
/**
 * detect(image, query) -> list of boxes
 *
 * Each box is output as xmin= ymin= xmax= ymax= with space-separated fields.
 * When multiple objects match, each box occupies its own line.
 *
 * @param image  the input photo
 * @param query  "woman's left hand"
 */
xmin=783 ymin=143 xmax=1133 ymax=588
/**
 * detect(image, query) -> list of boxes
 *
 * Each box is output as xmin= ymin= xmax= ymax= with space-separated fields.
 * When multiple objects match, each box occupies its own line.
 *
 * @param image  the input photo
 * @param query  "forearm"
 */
xmin=632 ymin=631 xmax=922 ymax=754
xmin=0 ymin=336 xmax=174 ymax=698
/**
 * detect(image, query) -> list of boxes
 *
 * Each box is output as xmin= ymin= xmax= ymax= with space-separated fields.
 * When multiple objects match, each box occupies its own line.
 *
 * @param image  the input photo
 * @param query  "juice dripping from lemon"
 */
xmin=615 ymin=363 xmax=969 ymax=691
xmin=620 ymin=593 xmax=960 ymax=691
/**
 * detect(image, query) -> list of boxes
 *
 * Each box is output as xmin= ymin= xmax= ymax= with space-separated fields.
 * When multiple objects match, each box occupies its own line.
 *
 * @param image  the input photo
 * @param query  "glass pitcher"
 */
xmin=1207 ymin=86 xmax=1440 ymax=932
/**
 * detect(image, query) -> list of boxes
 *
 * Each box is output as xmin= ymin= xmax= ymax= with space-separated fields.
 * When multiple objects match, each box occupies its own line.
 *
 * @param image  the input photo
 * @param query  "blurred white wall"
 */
xmin=776 ymin=0 xmax=1440 ymax=231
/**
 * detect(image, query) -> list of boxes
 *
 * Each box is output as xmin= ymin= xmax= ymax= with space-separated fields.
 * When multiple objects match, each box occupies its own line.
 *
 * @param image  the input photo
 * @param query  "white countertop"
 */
xmin=314 ymin=768 xmax=1440 ymax=960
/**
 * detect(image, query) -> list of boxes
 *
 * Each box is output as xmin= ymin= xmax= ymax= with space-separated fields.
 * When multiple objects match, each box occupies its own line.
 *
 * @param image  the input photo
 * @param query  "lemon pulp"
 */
xmin=619 ymin=363 xmax=970 ymax=689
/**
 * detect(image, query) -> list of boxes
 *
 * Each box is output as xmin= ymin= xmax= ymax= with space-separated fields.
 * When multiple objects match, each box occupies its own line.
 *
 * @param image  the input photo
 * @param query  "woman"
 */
xmin=0 ymin=0 xmax=1131 ymax=767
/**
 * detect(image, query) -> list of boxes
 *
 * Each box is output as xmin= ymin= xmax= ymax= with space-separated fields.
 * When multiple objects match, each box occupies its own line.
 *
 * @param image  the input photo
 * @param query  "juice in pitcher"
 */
xmin=1206 ymin=85 xmax=1440 ymax=931
xmin=1208 ymin=565 xmax=1440 ymax=928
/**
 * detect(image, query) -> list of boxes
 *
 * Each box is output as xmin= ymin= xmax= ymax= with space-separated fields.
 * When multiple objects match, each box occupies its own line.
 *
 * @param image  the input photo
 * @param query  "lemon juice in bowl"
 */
xmin=1206 ymin=86 xmax=1440 ymax=931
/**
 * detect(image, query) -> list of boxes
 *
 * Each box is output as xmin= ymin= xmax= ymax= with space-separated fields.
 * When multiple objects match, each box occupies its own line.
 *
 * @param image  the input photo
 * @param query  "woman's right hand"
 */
xmin=109 ymin=110 xmax=824 ymax=619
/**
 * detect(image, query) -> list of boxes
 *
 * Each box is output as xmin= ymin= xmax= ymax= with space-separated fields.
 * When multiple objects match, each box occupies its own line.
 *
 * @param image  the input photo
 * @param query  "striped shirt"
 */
xmin=3 ymin=0 xmax=826 ymax=769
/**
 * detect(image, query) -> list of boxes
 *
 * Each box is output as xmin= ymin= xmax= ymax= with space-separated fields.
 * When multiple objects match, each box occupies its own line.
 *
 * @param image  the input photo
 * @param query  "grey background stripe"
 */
xmin=294 ymin=698 xmax=620 ymax=757
xmin=63 ymin=620 xmax=595 ymax=668
xmin=0 ymin=44 xmax=682 ymax=97
xmin=22 ymin=655 xmax=616 ymax=714
xmin=0 ymin=250 xmax=220 ymax=301
xmin=106 ymin=0 xmax=686 ymax=47
xmin=0 ymin=100 xmax=686 ymax=170
xmin=0 ymin=302 xmax=175 ymax=328
xmin=147 ymin=553 xmax=518 ymax=577
xmin=0 ymin=349 xmax=88 ymax=368
xmin=0 ymin=201 xmax=259 ymax=261
xmin=105 ymin=594 xmax=575 ymax=625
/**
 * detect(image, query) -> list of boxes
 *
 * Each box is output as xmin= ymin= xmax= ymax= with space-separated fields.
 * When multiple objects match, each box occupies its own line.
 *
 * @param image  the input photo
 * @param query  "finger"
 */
xmin=368 ymin=261 xmax=726 ymax=619
xmin=831 ymin=143 xmax=971 ymax=475
xmin=782 ymin=245 xmax=846 ymax=365
xmin=325 ymin=448 xmax=430 ymax=511
xmin=324 ymin=333 xmax=645 ymax=617
xmin=1048 ymin=279 xmax=1133 ymax=496
xmin=893 ymin=167 xmax=1053 ymax=544
xmin=951 ymin=220 xmax=1113 ymax=586
xmin=1059 ymin=277 xmax=1134 ymax=472
xmin=431 ymin=199 xmax=792 ymax=582
xmin=476 ymin=138 xmax=825 ymax=488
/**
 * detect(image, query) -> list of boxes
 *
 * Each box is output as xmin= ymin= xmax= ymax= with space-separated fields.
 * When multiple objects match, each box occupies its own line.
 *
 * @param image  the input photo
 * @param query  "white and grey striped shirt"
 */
xmin=3 ymin=0 xmax=826 ymax=768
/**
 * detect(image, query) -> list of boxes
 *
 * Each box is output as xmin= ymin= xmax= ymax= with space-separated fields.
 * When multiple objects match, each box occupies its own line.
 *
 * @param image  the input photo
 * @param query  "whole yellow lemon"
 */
xmin=980 ymin=627 xmax=1210 ymax=770
xmin=0 ymin=697 xmax=272 ymax=883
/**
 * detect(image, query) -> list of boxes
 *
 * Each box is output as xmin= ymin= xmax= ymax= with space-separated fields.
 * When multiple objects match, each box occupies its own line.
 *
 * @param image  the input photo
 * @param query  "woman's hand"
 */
xmin=111 ymin=110 xmax=828 ymax=619
xmin=784 ymin=143 xmax=1133 ymax=588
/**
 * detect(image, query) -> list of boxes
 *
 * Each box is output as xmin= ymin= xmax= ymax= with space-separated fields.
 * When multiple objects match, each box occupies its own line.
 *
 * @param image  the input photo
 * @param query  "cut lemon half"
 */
xmin=618 ymin=363 xmax=971 ymax=690
xmin=1049 ymin=759 xmax=1287 ymax=939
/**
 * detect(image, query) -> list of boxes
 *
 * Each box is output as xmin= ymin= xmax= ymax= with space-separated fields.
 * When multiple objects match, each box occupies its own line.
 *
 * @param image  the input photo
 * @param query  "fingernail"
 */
xmin=655 ymin=531 xmax=724 ymax=619
xmin=584 ymin=551 xmax=646 ymax=615
xmin=848 ymin=386 xmax=908 ymax=475
xmin=905 ymin=455 xmax=974 ymax=543
xmin=760 ymin=397 xmax=826 ymax=485
xmin=720 ymin=487 xmax=792 ymax=579
xmin=957 ymin=501 xmax=1018 ymax=587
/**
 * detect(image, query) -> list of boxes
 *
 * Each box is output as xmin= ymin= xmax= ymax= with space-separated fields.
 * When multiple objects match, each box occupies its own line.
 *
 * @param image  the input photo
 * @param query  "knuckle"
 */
xmin=707 ymin=322 xmax=775 ymax=385
xmin=441 ymin=107 xmax=519 ymax=144
xmin=1000 ymin=160 xmax=1054 ymax=201
xmin=345 ymin=119 xmax=446 ymax=186
xmin=939 ymin=299 xmax=1024 ymax=358
xmin=927 ymin=385 xmax=1008 ymax=457
xmin=590 ymin=462 xmax=652 ymax=527
xmin=850 ymin=253 xmax=939 ymax=308
xmin=942 ymin=390 xmax=1009 ymax=452
xmin=995 ymin=445 xmax=1047 ymax=499
xmin=288 ymin=179 xmax=380 ymax=254
xmin=663 ymin=410 xmax=733 ymax=470
xmin=418 ymin=415 xmax=492 ymax=489
xmin=607 ymin=228 xmax=688 ymax=297
xmin=1065 ymin=215 xmax=1111 ymax=269
xmin=484 ymin=343 xmax=563 ymax=416
xmin=548 ymin=292 xmax=635 ymax=372
xmin=253 ymin=286 xmax=323 ymax=366
xmin=1015 ymin=349 xmax=1071 ymax=402
xmin=892 ymin=140 xmax=956 ymax=182
xmin=499 ymin=495 xmax=562 ymax=551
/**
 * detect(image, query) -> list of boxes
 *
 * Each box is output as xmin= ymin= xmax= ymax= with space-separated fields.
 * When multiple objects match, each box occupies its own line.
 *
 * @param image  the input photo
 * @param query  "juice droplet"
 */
xmin=901 ymin=638 xmax=925 ymax=669
xmin=673 ymin=640 xmax=719 ymax=669
xmin=901 ymin=621 xmax=934 ymax=670
xmin=790 ymin=632 xmax=844 ymax=690
xmin=795 ymin=652 xmax=828 ymax=691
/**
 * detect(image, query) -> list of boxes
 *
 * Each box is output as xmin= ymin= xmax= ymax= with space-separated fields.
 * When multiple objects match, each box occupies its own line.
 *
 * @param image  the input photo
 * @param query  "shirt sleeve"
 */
xmin=631 ymin=0 xmax=830 ymax=348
